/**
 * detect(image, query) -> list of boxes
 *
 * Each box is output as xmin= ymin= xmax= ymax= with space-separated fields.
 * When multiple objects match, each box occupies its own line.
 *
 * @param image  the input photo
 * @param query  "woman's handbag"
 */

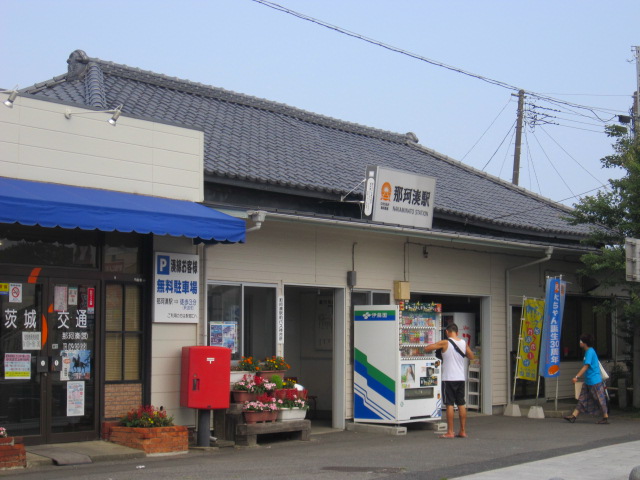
xmin=598 ymin=361 xmax=609 ymax=381
xmin=574 ymin=380 xmax=584 ymax=400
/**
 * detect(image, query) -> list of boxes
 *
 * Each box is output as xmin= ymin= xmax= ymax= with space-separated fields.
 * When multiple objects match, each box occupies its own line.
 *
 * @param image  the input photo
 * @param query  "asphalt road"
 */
xmin=5 ymin=411 xmax=640 ymax=480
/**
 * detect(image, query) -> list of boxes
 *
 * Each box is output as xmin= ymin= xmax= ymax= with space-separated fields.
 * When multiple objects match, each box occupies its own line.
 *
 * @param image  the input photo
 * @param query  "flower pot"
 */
xmin=0 ymin=437 xmax=26 ymax=470
xmin=109 ymin=426 xmax=189 ymax=455
xmin=231 ymin=390 xmax=259 ymax=403
xmin=277 ymin=408 xmax=307 ymax=422
xmin=243 ymin=410 xmax=278 ymax=424
xmin=256 ymin=370 xmax=287 ymax=381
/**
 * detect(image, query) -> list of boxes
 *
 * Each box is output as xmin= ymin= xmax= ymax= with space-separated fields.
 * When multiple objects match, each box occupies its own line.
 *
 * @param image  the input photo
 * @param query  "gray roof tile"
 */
xmin=23 ymin=50 xmax=593 ymax=238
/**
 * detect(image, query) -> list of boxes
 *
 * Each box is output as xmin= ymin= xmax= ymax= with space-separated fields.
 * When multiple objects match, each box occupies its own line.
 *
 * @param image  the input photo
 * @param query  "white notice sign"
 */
xmin=154 ymin=252 xmax=199 ymax=323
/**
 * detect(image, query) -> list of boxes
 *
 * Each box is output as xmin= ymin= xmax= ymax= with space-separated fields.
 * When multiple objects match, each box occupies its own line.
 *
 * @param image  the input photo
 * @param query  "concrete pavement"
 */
xmin=7 ymin=404 xmax=640 ymax=480
xmin=451 ymin=440 xmax=640 ymax=480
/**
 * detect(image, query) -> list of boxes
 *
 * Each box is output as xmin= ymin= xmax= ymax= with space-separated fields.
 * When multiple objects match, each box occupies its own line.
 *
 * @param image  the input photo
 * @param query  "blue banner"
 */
xmin=538 ymin=277 xmax=567 ymax=378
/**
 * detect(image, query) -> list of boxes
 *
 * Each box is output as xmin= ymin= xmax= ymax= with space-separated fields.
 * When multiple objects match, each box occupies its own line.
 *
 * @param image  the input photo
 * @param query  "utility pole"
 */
xmin=633 ymin=46 xmax=639 ymax=138
xmin=511 ymin=89 xmax=525 ymax=185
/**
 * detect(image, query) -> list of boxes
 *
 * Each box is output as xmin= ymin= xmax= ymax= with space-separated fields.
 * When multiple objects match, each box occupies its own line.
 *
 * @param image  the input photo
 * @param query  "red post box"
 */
xmin=180 ymin=346 xmax=231 ymax=409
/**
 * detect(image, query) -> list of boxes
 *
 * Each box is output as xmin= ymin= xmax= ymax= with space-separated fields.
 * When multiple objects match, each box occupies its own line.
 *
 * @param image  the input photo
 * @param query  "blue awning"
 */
xmin=0 ymin=177 xmax=245 ymax=243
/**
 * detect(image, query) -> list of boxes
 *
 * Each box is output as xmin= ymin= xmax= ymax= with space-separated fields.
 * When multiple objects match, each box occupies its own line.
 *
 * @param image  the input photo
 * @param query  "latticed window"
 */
xmin=105 ymin=284 xmax=142 ymax=381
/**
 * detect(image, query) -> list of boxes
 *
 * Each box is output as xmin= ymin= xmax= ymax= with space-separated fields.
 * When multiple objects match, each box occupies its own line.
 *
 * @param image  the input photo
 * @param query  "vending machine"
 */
xmin=353 ymin=302 xmax=442 ymax=424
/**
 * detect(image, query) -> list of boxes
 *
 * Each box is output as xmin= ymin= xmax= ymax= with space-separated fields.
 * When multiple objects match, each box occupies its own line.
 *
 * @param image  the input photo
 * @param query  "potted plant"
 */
xmin=276 ymin=390 xmax=309 ymax=422
xmin=242 ymin=394 xmax=278 ymax=423
xmin=230 ymin=356 xmax=259 ymax=384
xmin=0 ymin=427 xmax=26 ymax=470
xmin=109 ymin=405 xmax=188 ymax=454
xmin=232 ymin=374 xmax=276 ymax=403
xmin=257 ymin=356 xmax=290 ymax=380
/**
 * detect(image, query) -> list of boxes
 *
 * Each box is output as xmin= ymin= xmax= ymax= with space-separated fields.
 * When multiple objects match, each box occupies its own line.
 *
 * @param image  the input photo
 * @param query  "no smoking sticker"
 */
xmin=9 ymin=283 xmax=22 ymax=303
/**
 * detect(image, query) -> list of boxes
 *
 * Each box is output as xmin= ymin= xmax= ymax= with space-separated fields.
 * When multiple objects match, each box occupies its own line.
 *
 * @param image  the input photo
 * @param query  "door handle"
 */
xmin=37 ymin=356 xmax=48 ymax=373
xmin=50 ymin=356 xmax=62 ymax=372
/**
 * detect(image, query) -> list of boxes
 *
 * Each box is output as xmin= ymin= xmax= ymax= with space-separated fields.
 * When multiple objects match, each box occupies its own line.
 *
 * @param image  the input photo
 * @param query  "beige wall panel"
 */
xmin=19 ymin=125 xmax=154 ymax=165
xmin=152 ymin=148 xmax=200 ymax=172
xmin=208 ymin=223 xmax=318 ymax=284
xmin=151 ymin=129 xmax=201 ymax=154
xmin=409 ymin=247 xmax=492 ymax=295
xmin=151 ymin=183 xmax=201 ymax=202
xmin=152 ymin=164 xmax=201 ymax=190
xmin=1 ymin=96 xmax=204 ymax=202
xmin=0 ymin=121 xmax=19 ymax=143
xmin=0 ymin=141 xmax=19 ymax=166
xmin=19 ymin=144 xmax=153 ymax=182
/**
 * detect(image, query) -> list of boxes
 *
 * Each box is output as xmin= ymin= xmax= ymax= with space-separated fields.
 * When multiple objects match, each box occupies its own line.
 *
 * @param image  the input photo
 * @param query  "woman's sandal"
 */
xmin=563 ymin=415 xmax=576 ymax=423
xmin=596 ymin=418 xmax=609 ymax=424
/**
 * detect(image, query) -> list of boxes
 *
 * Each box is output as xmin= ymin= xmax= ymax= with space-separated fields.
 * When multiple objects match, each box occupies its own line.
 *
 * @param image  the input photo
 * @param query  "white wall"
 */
xmin=0 ymin=93 xmax=204 ymax=202
xmin=151 ymin=236 xmax=201 ymax=427
xmin=205 ymin=218 xmax=586 ymax=417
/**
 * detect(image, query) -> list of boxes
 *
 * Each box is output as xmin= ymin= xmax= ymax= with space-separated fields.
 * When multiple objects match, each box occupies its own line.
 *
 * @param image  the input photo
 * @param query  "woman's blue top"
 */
xmin=583 ymin=347 xmax=602 ymax=386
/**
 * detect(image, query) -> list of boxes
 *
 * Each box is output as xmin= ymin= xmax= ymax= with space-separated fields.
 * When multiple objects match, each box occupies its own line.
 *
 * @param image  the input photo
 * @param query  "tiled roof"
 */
xmin=23 ymin=50 xmax=594 ymax=238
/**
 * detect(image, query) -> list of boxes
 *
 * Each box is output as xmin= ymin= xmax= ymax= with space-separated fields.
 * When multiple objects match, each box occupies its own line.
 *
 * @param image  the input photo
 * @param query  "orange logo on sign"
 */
xmin=380 ymin=182 xmax=392 ymax=201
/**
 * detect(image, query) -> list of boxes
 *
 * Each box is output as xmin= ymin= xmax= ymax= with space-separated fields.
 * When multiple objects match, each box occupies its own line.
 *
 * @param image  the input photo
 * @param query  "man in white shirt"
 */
xmin=425 ymin=323 xmax=475 ymax=438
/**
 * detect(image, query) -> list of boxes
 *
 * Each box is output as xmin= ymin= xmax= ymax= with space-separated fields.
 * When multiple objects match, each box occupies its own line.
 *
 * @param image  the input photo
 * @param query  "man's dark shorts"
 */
xmin=443 ymin=381 xmax=466 ymax=406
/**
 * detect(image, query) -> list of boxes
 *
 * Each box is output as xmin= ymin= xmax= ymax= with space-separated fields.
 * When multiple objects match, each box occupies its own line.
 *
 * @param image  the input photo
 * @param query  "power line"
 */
xmin=539 ymin=126 xmax=607 ymax=190
xmin=529 ymin=131 xmax=576 ymax=199
xmin=482 ymin=119 xmax=516 ymax=171
xmin=251 ymin=0 xmax=522 ymax=92
xmin=251 ymin=0 xmax=629 ymax=120
xmin=461 ymin=97 xmax=514 ymax=161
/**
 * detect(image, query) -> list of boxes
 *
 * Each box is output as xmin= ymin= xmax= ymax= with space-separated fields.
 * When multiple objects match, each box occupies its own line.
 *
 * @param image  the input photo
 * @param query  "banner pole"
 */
xmin=535 ymin=375 xmax=541 ymax=406
xmin=512 ymin=297 xmax=526 ymax=403
xmin=555 ymin=376 xmax=559 ymax=411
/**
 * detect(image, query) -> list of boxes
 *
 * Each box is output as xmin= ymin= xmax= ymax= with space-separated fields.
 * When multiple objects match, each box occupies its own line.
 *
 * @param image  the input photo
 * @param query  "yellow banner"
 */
xmin=516 ymin=298 xmax=544 ymax=381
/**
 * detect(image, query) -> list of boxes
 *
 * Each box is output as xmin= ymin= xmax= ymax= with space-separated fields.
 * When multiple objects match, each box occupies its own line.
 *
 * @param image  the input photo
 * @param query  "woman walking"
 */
xmin=564 ymin=333 xmax=609 ymax=424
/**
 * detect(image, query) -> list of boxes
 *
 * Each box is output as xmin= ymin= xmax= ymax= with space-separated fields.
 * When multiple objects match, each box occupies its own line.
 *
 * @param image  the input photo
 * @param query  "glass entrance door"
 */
xmin=0 ymin=276 xmax=99 ymax=444
xmin=47 ymin=281 xmax=98 ymax=442
xmin=0 ymin=281 xmax=43 ymax=439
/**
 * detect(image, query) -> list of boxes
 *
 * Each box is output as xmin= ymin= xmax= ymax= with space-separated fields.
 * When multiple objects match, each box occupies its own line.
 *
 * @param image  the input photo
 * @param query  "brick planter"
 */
xmin=0 ymin=437 xmax=26 ymax=470
xmin=109 ymin=426 xmax=189 ymax=454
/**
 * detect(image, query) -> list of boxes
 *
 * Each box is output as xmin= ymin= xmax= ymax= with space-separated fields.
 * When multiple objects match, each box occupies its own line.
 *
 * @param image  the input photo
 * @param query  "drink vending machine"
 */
xmin=354 ymin=302 xmax=442 ymax=423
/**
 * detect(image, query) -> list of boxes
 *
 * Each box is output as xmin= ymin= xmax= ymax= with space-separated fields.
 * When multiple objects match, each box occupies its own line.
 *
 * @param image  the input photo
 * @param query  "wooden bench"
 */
xmin=235 ymin=419 xmax=311 ymax=447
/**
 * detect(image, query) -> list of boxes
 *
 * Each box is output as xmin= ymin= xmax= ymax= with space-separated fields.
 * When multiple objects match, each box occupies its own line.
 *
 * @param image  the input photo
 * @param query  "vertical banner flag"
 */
xmin=539 ymin=277 xmax=567 ymax=378
xmin=516 ymin=298 xmax=544 ymax=381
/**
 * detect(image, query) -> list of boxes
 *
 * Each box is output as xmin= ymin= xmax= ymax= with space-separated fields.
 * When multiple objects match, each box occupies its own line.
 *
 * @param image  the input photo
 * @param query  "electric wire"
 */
xmin=461 ymin=97 xmax=514 ymax=161
xmin=498 ymin=126 xmax=517 ymax=179
xmin=539 ymin=126 xmax=608 ymax=189
xmin=524 ymin=128 xmax=542 ymax=194
xmin=251 ymin=0 xmax=522 ymax=92
xmin=529 ymin=131 xmax=576 ymax=199
xmin=482 ymin=119 xmax=516 ymax=171
xmin=251 ymin=0 xmax=629 ymax=122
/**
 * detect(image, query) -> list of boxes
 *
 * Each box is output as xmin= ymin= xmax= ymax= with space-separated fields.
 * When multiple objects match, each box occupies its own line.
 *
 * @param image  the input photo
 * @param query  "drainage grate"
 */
xmin=322 ymin=466 xmax=405 ymax=474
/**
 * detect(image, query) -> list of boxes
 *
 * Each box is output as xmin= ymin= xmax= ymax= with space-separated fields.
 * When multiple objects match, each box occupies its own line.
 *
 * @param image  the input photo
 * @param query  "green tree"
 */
xmin=568 ymin=124 xmax=640 ymax=408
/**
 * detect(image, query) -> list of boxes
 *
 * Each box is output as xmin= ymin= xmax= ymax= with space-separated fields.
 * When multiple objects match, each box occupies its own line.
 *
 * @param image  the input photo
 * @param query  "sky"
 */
xmin=1 ymin=0 xmax=638 ymax=207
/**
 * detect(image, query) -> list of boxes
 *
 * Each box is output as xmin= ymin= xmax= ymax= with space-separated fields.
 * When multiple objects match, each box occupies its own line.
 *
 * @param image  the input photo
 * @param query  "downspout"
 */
xmin=505 ymin=246 xmax=553 ymax=411
xmin=246 ymin=210 xmax=266 ymax=233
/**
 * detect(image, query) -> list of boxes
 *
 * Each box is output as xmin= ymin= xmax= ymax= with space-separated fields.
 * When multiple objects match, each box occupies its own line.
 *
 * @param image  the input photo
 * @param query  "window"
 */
xmin=352 ymin=290 xmax=391 ymax=306
xmin=103 ymin=232 xmax=141 ymax=274
xmin=0 ymin=225 xmax=98 ymax=268
xmin=561 ymin=296 xmax=611 ymax=360
xmin=105 ymin=284 xmax=143 ymax=381
xmin=207 ymin=284 xmax=276 ymax=361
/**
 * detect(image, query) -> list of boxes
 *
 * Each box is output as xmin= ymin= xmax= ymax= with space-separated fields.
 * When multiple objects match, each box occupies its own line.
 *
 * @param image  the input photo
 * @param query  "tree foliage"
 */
xmin=568 ymin=124 xmax=640 ymax=405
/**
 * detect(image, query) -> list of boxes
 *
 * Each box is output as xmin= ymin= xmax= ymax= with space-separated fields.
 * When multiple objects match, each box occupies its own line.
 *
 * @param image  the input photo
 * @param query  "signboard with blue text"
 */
xmin=154 ymin=252 xmax=199 ymax=323
xmin=538 ymin=277 xmax=567 ymax=378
